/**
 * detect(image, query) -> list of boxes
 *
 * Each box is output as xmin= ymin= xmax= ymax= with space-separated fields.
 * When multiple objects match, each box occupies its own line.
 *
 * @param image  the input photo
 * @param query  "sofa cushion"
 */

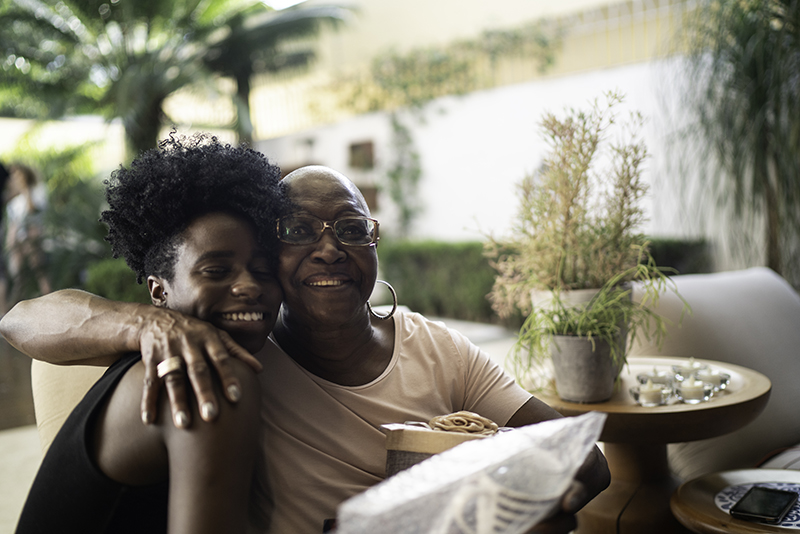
xmin=30 ymin=359 xmax=106 ymax=454
xmin=759 ymin=446 xmax=800 ymax=470
xmin=630 ymin=267 xmax=800 ymax=480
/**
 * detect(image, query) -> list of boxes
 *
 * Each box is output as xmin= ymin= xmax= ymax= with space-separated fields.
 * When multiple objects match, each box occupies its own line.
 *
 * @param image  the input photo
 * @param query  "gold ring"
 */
xmin=157 ymin=357 xmax=184 ymax=378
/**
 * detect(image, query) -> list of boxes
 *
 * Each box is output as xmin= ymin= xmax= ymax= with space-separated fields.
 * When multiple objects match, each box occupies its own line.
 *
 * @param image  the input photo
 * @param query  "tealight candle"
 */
xmin=672 ymin=357 xmax=708 ymax=381
xmin=630 ymin=379 xmax=668 ymax=407
xmin=638 ymin=379 xmax=663 ymax=405
xmin=686 ymin=357 xmax=703 ymax=371
xmin=695 ymin=369 xmax=730 ymax=390
xmin=638 ymin=367 xmax=672 ymax=386
xmin=678 ymin=377 xmax=708 ymax=403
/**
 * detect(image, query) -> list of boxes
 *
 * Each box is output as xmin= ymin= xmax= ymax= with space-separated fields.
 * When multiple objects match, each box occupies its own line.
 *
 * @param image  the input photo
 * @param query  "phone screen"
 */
xmin=730 ymin=486 xmax=798 ymax=524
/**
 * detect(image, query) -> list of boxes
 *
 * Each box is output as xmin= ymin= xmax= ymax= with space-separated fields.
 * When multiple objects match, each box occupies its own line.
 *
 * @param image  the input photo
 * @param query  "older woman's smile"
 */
xmin=277 ymin=166 xmax=379 ymax=330
xmin=304 ymin=272 xmax=353 ymax=288
xmin=307 ymin=280 xmax=346 ymax=287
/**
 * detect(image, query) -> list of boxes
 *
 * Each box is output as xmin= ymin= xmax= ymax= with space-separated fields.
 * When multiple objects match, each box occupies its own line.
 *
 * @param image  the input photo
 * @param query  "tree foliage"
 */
xmin=681 ymin=0 xmax=800 ymax=287
xmin=203 ymin=4 xmax=350 ymax=144
xmin=0 ymin=0 xmax=348 ymax=157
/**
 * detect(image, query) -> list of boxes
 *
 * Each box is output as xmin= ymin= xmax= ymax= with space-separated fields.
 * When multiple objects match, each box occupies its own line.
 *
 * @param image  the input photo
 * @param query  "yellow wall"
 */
xmin=0 ymin=0 xmax=692 ymax=162
xmin=248 ymin=0 xmax=691 ymax=139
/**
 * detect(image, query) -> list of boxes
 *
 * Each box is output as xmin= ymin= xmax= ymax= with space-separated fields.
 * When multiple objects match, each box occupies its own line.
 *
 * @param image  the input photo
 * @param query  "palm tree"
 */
xmin=205 ymin=4 xmax=350 ymax=145
xmin=681 ymin=0 xmax=800 ymax=286
xmin=0 ymin=0 xmax=348 ymax=158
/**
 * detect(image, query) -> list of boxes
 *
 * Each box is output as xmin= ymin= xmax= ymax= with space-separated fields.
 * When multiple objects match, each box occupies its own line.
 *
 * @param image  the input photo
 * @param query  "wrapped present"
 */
xmin=340 ymin=412 xmax=607 ymax=534
xmin=383 ymin=411 xmax=500 ymax=477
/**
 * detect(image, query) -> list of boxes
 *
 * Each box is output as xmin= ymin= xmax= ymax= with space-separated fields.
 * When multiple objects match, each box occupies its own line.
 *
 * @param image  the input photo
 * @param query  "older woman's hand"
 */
xmin=137 ymin=306 xmax=262 ymax=428
xmin=526 ymin=512 xmax=578 ymax=534
xmin=504 ymin=398 xmax=611 ymax=533
xmin=526 ymin=445 xmax=609 ymax=533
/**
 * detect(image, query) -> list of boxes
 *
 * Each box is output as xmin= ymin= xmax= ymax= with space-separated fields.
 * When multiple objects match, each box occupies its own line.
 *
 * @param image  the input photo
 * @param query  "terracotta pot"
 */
xmin=550 ymin=333 xmax=626 ymax=403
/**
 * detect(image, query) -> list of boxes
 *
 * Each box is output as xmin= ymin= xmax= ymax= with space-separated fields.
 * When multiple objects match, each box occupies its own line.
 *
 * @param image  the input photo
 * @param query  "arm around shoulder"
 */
xmin=0 ymin=289 xmax=151 ymax=365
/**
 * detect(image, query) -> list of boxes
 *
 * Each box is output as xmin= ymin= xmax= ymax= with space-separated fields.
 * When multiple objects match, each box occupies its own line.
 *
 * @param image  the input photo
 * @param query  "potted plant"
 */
xmin=485 ymin=92 xmax=688 ymax=403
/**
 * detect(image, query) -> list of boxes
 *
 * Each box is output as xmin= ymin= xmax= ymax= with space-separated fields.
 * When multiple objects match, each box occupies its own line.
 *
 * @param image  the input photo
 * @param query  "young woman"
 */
xmin=14 ymin=133 xmax=285 ymax=534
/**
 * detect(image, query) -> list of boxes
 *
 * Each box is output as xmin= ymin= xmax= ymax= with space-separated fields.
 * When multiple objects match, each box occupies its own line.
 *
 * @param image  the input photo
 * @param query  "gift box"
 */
xmin=383 ymin=423 xmax=489 ymax=476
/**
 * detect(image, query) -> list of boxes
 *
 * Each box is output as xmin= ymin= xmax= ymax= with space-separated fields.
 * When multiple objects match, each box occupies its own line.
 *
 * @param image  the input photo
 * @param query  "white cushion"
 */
xmin=630 ymin=267 xmax=800 ymax=480
xmin=760 ymin=446 xmax=800 ymax=470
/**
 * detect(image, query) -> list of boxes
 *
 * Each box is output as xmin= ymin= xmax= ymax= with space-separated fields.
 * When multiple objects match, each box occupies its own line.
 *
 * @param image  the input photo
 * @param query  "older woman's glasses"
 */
xmin=277 ymin=215 xmax=379 ymax=246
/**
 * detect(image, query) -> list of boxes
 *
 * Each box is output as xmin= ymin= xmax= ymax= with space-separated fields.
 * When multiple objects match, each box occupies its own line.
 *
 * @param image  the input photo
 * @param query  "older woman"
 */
xmin=1 ymin=165 xmax=609 ymax=534
xmin=12 ymin=134 xmax=285 ymax=534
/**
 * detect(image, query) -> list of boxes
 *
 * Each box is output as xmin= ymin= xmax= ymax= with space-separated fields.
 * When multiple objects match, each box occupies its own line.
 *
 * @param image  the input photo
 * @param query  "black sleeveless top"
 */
xmin=16 ymin=354 xmax=169 ymax=533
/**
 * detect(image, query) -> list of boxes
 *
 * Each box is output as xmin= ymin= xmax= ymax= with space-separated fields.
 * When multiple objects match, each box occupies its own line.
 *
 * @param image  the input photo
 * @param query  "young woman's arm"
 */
xmin=94 ymin=359 xmax=261 ymax=534
xmin=0 ymin=289 xmax=261 ymax=427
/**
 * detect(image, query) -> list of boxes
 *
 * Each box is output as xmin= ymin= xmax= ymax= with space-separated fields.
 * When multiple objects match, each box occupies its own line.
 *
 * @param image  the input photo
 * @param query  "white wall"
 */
xmin=256 ymin=59 xmax=698 ymax=245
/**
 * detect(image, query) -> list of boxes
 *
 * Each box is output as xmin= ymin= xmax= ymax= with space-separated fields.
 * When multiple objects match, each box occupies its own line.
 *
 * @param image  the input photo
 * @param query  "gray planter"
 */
xmin=550 ymin=333 xmax=626 ymax=403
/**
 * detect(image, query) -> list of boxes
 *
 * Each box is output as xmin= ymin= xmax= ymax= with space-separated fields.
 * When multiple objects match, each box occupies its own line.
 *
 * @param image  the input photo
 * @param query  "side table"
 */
xmin=671 ymin=469 xmax=800 ymax=533
xmin=533 ymin=356 xmax=771 ymax=534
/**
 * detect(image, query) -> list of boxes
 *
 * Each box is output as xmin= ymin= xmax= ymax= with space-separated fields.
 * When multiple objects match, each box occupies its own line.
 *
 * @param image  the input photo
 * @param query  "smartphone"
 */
xmin=730 ymin=486 xmax=798 ymax=524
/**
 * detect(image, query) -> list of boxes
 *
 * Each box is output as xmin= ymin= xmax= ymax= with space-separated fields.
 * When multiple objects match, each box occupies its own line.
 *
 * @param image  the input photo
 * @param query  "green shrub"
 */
xmin=377 ymin=238 xmax=708 ymax=326
xmin=378 ymin=240 xmax=499 ymax=323
xmin=84 ymin=258 xmax=151 ymax=304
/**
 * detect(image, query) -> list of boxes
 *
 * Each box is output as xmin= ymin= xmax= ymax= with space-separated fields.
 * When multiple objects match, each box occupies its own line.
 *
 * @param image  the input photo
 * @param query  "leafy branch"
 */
xmin=331 ymin=19 xmax=562 ymax=113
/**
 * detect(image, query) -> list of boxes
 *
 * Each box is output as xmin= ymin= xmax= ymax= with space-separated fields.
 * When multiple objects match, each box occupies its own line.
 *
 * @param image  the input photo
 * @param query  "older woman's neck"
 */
xmin=274 ymin=308 xmax=394 ymax=386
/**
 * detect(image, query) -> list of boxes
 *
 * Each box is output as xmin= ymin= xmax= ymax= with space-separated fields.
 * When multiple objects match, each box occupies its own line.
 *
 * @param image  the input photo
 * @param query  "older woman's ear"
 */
xmin=147 ymin=276 xmax=168 ymax=307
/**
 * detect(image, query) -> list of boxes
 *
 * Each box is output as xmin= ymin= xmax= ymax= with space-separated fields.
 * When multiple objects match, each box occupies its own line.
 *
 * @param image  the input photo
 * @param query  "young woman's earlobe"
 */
xmin=147 ymin=276 xmax=168 ymax=307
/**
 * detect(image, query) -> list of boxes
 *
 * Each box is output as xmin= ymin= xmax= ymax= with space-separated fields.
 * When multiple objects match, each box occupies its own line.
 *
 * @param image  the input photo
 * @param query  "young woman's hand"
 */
xmin=136 ymin=307 xmax=262 ymax=428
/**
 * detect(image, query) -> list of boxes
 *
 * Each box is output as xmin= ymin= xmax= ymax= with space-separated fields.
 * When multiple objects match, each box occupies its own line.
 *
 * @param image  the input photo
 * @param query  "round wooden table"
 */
xmin=533 ymin=356 xmax=772 ymax=534
xmin=671 ymin=469 xmax=800 ymax=533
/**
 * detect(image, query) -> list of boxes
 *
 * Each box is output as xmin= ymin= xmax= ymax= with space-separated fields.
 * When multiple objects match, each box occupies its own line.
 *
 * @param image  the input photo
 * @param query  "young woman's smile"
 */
xmin=153 ymin=212 xmax=282 ymax=353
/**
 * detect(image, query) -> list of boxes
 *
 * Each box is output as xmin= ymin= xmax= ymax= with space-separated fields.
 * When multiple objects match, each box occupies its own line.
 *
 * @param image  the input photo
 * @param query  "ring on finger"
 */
xmin=157 ymin=357 xmax=185 ymax=379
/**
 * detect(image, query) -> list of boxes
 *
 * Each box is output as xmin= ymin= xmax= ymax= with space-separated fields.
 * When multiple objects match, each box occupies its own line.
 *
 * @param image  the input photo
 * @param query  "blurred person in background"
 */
xmin=5 ymin=164 xmax=51 ymax=304
xmin=0 ymin=162 xmax=10 ymax=314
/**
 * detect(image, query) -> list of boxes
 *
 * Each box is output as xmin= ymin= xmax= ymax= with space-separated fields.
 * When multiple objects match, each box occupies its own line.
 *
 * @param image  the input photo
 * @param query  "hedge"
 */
xmin=378 ymin=238 xmax=711 ymax=324
xmin=377 ymin=240 xmax=498 ymax=323
xmin=84 ymin=257 xmax=152 ymax=304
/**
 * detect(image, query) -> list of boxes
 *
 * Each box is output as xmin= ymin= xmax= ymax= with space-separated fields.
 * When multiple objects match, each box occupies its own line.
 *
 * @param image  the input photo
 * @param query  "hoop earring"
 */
xmin=367 ymin=280 xmax=397 ymax=320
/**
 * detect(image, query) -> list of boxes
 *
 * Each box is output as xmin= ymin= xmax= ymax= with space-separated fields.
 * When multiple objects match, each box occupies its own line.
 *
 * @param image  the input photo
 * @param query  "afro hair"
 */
xmin=101 ymin=132 xmax=287 ymax=284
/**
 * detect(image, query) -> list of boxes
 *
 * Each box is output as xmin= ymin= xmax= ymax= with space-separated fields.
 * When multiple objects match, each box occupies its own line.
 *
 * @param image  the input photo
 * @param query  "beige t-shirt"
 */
xmin=255 ymin=311 xmax=531 ymax=533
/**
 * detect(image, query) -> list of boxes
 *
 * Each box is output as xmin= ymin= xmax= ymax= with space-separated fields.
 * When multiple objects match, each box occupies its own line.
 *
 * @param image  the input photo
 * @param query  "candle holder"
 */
xmin=694 ymin=370 xmax=731 ymax=391
xmin=629 ymin=384 xmax=672 ymax=407
xmin=675 ymin=380 xmax=714 ymax=404
xmin=636 ymin=368 xmax=673 ymax=387
xmin=672 ymin=361 xmax=709 ymax=382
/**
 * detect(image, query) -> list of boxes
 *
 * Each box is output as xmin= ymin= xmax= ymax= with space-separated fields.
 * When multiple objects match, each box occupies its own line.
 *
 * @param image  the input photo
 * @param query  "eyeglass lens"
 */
xmin=279 ymin=216 xmax=376 ymax=245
